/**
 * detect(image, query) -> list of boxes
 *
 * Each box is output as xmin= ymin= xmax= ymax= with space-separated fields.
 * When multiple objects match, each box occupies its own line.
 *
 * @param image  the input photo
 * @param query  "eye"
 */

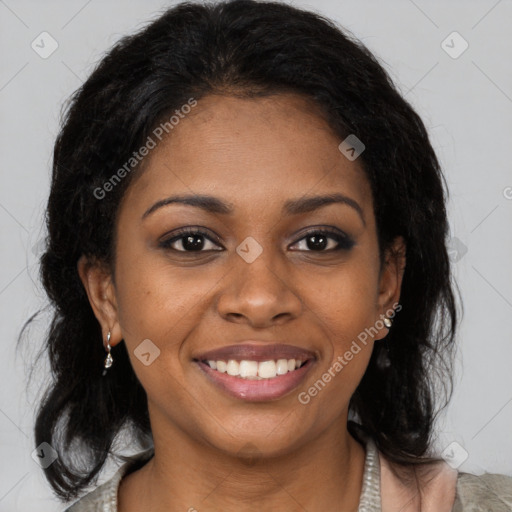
xmin=290 ymin=229 xmax=355 ymax=252
xmin=159 ymin=228 xmax=223 ymax=252
xmin=159 ymin=227 xmax=355 ymax=253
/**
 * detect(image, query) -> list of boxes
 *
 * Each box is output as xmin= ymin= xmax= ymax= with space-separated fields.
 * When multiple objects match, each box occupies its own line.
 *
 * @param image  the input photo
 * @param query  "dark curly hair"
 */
xmin=22 ymin=0 xmax=459 ymax=501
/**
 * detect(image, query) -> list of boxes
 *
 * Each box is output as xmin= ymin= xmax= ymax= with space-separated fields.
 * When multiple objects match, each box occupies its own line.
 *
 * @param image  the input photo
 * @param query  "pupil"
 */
xmin=180 ymin=234 xmax=329 ymax=251
xmin=183 ymin=234 xmax=204 ymax=251
xmin=307 ymin=234 xmax=327 ymax=250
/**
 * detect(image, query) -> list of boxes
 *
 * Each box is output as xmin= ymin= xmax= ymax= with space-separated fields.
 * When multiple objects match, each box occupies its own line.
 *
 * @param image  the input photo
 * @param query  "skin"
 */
xmin=78 ymin=93 xmax=406 ymax=511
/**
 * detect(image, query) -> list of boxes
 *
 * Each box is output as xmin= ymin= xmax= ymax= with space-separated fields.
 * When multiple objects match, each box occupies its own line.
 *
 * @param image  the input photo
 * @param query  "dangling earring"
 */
xmin=103 ymin=331 xmax=113 ymax=375
xmin=377 ymin=313 xmax=394 ymax=370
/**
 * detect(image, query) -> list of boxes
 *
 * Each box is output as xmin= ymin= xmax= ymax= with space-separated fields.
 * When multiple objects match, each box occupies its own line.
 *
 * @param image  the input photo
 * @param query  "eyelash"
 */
xmin=159 ymin=227 xmax=355 ymax=253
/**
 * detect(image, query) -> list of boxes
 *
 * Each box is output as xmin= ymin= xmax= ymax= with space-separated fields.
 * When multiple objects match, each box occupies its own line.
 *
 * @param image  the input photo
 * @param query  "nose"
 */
xmin=216 ymin=249 xmax=303 ymax=329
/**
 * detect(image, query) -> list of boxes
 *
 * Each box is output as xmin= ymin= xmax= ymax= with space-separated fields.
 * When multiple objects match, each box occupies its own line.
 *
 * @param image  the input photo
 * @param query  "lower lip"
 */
xmin=196 ymin=360 xmax=314 ymax=402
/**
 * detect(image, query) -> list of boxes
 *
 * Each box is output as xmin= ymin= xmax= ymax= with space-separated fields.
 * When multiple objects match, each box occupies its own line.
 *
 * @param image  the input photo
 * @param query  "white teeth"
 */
xmin=258 ymin=360 xmax=277 ymax=378
xmin=276 ymin=359 xmax=288 ymax=375
xmin=226 ymin=360 xmax=239 ymax=376
xmin=239 ymin=360 xmax=258 ymax=378
xmin=204 ymin=358 xmax=305 ymax=379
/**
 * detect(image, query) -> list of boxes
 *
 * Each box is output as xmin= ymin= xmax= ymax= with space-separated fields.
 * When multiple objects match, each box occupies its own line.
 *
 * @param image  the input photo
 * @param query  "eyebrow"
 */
xmin=141 ymin=193 xmax=365 ymax=225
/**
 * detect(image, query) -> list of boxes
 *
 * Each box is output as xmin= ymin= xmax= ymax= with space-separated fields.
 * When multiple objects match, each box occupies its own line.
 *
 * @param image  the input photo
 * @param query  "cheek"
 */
xmin=302 ymin=254 xmax=381 ymax=389
xmin=114 ymin=257 xmax=217 ymax=364
xmin=306 ymin=279 xmax=377 ymax=406
xmin=309 ymin=257 xmax=381 ymax=334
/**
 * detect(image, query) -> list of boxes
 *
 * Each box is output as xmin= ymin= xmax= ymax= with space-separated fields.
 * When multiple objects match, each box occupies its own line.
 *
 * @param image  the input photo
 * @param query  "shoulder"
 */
xmin=63 ymin=465 xmax=126 ymax=512
xmin=63 ymin=449 xmax=154 ymax=512
xmin=453 ymin=471 xmax=512 ymax=511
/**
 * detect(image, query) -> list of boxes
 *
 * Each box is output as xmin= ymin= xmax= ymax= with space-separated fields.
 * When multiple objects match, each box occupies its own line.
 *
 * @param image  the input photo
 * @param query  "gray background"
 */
xmin=1 ymin=0 xmax=511 ymax=510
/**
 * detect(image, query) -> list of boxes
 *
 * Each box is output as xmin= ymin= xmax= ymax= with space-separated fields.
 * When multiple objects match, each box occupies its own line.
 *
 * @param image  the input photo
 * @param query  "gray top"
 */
xmin=64 ymin=434 xmax=512 ymax=511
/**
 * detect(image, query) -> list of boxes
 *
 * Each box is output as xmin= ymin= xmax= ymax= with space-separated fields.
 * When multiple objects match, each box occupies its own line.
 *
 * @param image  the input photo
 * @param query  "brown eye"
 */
xmin=159 ymin=228 xmax=223 ymax=252
xmin=291 ymin=229 xmax=355 ymax=252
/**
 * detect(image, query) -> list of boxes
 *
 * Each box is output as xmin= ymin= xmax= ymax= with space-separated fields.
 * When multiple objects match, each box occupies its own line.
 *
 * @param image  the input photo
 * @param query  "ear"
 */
xmin=77 ymin=255 xmax=122 ymax=347
xmin=374 ymin=236 xmax=406 ymax=340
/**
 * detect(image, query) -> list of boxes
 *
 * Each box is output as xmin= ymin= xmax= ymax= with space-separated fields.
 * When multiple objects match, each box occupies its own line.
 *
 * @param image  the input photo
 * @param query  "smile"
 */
xmin=193 ymin=342 xmax=316 ymax=401
xmin=203 ymin=358 xmax=307 ymax=379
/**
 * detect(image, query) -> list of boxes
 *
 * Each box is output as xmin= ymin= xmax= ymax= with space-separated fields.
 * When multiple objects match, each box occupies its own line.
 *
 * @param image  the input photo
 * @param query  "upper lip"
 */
xmin=194 ymin=342 xmax=317 ymax=363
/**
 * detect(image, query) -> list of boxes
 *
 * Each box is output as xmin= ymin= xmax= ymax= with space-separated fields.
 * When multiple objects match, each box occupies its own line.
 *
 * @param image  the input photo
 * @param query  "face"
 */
xmin=79 ymin=93 xmax=405 ymax=458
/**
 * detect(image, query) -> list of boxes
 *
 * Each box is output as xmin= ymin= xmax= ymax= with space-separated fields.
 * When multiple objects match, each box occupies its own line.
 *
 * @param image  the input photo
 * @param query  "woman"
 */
xmin=31 ymin=0 xmax=511 ymax=510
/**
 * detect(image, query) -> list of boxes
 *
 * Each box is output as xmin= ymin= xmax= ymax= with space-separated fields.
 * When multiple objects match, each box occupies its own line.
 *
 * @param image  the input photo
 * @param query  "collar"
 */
xmin=92 ymin=426 xmax=457 ymax=512
xmin=352 ymin=424 xmax=458 ymax=512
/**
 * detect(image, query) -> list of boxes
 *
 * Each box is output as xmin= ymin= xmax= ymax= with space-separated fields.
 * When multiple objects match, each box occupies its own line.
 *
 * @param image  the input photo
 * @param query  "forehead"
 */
xmin=121 ymin=93 xmax=373 ymax=219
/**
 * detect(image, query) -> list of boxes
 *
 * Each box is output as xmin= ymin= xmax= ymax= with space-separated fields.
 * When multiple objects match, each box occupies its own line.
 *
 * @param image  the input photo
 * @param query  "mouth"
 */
xmin=201 ymin=357 xmax=308 ymax=379
xmin=193 ymin=343 xmax=316 ymax=402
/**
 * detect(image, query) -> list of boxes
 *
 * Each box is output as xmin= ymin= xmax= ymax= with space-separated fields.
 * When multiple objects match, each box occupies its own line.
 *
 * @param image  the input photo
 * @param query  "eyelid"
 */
xmin=289 ymin=227 xmax=354 ymax=251
xmin=159 ymin=225 xmax=354 ymax=253
xmin=159 ymin=226 xmax=223 ymax=251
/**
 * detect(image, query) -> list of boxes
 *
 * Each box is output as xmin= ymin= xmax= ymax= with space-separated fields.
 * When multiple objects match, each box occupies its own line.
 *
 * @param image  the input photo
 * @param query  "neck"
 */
xmin=119 ymin=410 xmax=366 ymax=512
